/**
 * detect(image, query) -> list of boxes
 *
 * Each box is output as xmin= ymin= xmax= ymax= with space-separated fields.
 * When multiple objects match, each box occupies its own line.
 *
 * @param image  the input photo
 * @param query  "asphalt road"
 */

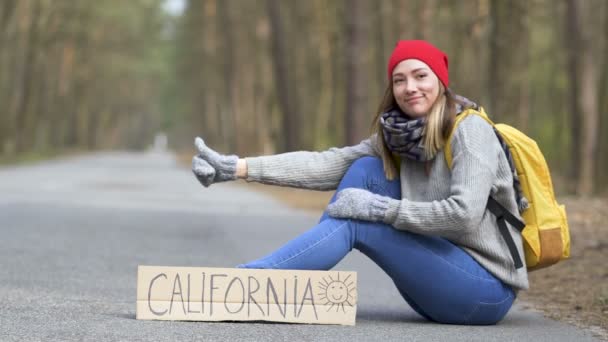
xmin=0 ymin=151 xmax=600 ymax=341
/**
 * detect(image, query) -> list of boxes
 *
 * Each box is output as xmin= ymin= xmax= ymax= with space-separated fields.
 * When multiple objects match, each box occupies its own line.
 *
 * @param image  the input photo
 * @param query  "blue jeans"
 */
xmin=237 ymin=156 xmax=515 ymax=325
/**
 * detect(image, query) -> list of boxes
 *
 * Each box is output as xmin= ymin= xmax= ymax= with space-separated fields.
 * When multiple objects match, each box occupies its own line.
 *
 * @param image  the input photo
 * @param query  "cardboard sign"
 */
xmin=136 ymin=266 xmax=357 ymax=325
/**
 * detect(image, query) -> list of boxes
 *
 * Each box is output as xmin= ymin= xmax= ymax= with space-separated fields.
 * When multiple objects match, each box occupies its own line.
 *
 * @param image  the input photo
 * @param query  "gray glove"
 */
xmin=326 ymin=188 xmax=393 ymax=222
xmin=192 ymin=137 xmax=238 ymax=187
xmin=192 ymin=156 xmax=216 ymax=187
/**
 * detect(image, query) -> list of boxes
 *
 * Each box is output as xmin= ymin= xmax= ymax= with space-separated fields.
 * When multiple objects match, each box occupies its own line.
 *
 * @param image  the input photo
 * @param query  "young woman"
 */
xmin=191 ymin=40 xmax=528 ymax=325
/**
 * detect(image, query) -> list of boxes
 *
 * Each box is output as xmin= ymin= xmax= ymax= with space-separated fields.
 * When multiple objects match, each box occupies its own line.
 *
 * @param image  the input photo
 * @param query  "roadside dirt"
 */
xmin=518 ymin=196 xmax=608 ymax=340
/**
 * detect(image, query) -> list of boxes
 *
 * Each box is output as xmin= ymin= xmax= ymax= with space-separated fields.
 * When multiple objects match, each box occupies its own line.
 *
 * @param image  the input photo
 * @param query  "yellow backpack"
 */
xmin=444 ymin=107 xmax=570 ymax=271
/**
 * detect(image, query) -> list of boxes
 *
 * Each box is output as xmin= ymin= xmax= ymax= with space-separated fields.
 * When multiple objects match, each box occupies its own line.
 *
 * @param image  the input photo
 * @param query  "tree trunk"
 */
xmin=565 ymin=0 xmax=582 ymax=182
xmin=517 ymin=3 xmax=530 ymax=133
xmin=574 ymin=0 xmax=600 ymax=196
xmin=345 ymin=0 xmax=369 ymax=145
xmin=313 ymin=0 xmax=334 ymax=148
xmin=488 ymin=0 xmax=528 ymax=123
xmin=0 ymin=0 xmax=18 ymax=154
xmin=267 ymin=0 xmax=300 ymax=151
xmin=217 ymin=0 xmax=237 ymax=152
xmin=415 ymin=0 xmax=435 ymax=39
xmin=597 ymin=0 xmax=608 ymax=190
xmin=15 ymin=0 xmax=42 ymax=152
xmin=487 ymin=0 xmax=502 ymax=119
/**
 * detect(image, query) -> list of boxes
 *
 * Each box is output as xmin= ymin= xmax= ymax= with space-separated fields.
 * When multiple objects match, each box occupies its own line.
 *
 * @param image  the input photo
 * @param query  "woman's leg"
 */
xmin=348 ymin=216 xmax=515 ymax=324
xmin=238 ymin=156 xmax=514 ymax=324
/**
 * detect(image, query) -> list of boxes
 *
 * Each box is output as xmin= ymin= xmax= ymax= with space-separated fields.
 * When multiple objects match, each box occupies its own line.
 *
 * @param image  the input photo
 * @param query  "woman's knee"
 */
xmin=343 ymin=156 xmax=385 ymax=188
xmin=343 ymin=156 xmax=399 ymax=198
xmin=347 ymin=156 xmax=384 ymax=178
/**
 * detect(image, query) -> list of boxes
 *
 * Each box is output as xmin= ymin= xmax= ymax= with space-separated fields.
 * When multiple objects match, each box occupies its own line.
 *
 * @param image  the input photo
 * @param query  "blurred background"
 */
xmin=0 ymin=0 xmax=607 ymax=195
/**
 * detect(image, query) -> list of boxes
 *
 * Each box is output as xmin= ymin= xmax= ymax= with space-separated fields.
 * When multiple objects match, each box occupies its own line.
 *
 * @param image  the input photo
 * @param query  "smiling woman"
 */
xmin=391 ymin=60 xmax=441 ymax=117
xmin=193 ymin=39 xmax=528 ymax=326
xmin=372 ymin=40 xmax=457 ymax=173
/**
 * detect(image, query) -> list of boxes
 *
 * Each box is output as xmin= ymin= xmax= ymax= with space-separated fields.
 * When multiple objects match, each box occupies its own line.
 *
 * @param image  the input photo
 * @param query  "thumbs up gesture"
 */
xmin=192 ymin=137 xmax=238 ymax=187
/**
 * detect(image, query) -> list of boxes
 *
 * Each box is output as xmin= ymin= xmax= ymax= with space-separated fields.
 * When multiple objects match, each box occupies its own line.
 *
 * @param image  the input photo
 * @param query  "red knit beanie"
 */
xmin=387 ymin=40 xmax=449 ymax=87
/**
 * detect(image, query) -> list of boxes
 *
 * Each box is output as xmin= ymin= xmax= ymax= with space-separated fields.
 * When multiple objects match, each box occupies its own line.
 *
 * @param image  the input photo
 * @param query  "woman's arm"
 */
xmin=241 ymin=135 xmax=380 ymax=191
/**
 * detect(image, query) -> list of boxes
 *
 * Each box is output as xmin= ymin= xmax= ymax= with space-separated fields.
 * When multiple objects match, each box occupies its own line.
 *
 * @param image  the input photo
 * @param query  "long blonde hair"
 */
xmin=370 ymin=83 xmax=461 ymax=180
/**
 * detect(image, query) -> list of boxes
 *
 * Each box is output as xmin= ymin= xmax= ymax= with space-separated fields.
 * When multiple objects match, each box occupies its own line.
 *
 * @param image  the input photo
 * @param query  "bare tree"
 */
xmin=571 ymin=0 xmax=599 ymax=195
xmin=267 ymin=0 xmax=301 ymax=152
xmin=564 ymin=0 xmax=582 ymax=182
xmin=345 ymin=0 xmax=370 ymax=145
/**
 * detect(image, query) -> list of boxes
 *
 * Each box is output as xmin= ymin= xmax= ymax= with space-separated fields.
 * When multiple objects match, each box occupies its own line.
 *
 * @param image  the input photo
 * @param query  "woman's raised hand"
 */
xmin=192 ymin=137 xmax=239 ymax=187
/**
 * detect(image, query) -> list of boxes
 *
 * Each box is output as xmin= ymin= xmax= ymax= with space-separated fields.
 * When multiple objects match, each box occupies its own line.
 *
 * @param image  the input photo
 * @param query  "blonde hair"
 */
xmin=370 ymin=82 xmax=460 ymax=180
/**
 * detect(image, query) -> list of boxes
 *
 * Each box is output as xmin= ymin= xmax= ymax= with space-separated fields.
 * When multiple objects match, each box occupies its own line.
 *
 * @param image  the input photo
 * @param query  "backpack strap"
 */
xmin=487 ymin=197 xmax=526 ymax=269
xmin=444 ymin=107 xmax=494 ymax=170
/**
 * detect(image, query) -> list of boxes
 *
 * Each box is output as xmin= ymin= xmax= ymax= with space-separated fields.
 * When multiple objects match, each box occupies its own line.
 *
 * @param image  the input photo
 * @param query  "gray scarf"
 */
xmin=380 ymin=109 xmax=431 ymax=161
xmin=380 ymin=95 xmax=479 ymax=161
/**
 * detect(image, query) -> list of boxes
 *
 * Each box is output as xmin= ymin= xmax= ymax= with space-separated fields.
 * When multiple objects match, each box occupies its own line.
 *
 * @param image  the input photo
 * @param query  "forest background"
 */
xmin=1 ymin=0 xmax=607 ymax=195
xmin=1 ymin=0 xmax=608 ymax=336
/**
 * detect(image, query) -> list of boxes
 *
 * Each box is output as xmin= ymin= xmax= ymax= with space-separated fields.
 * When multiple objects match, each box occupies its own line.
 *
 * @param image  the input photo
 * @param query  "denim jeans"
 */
xmin=237 ymin=156 xmax=515 ymax=325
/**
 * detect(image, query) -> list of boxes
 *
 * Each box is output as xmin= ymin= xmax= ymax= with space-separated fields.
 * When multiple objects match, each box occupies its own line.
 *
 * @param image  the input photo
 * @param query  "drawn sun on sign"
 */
xmin=317 ymin=273 xmax=355 ymax=313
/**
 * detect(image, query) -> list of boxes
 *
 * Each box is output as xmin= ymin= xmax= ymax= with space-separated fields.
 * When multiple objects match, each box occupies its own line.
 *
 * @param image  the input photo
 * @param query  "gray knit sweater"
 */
xmin=245 ymin=115 xmax=529 ymax=291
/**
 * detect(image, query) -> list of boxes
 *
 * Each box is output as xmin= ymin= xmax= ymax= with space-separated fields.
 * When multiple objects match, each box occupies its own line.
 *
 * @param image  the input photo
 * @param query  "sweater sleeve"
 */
xmin=244 ymin=135 xmax=380 ymax=191
xmin=382 ymin=116 xmax=501 ymax=237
